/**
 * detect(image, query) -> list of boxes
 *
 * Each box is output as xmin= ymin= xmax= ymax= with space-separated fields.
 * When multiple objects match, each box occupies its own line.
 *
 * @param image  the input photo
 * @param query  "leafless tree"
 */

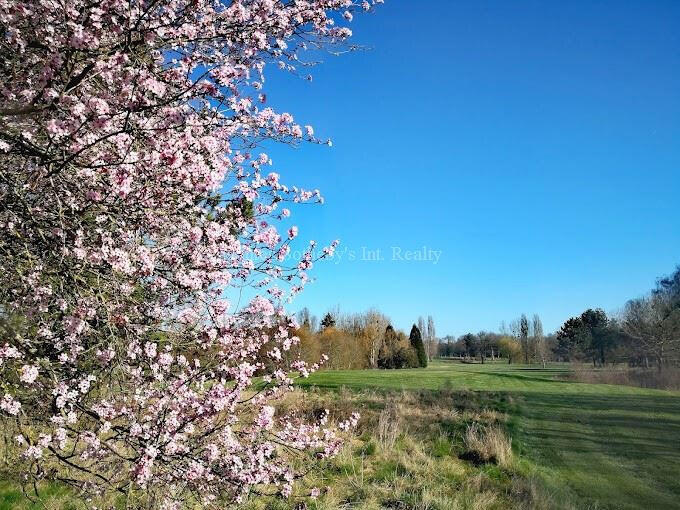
xmin=533 ymin=314 xmax=547 ymax=368
xmin=520 ymin=314 xmax=530 ymax=364
xmin=622 ymin=295 xmax=680 ymax=371
xmin=427 ymin=315 xmax=436 ymax=361
xmin=363 ymin=310 xmax=390 ymax=368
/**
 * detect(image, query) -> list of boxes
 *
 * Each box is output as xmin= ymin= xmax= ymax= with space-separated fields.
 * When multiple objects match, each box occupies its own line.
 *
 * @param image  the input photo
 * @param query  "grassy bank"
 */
xmin=299 ymin=361 xmax=680 ymax=510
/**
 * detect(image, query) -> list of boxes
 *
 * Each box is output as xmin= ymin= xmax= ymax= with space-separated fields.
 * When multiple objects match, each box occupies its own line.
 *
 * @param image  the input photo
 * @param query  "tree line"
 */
xmin=437 ymin=265 xmax=680 ymax=371
xmin=556 ymin=265 xmax=680 ymax=370
xmin=290 ymin=308 xmax=432 ymax=370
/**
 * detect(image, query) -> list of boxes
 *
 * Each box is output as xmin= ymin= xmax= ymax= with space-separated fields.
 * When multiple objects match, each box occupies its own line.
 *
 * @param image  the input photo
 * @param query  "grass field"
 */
xmin=299 ymin=361 xmax=680 ymax=510
xmin=3 ymin=362 xmax=679 ymax=509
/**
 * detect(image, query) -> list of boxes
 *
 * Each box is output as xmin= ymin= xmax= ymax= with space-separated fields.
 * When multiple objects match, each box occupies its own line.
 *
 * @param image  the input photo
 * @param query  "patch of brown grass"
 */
xmin=253 ymin=387 xmax=554 ymax=510
xmin=377 ymin=402 xmax=401 ymax=448
xmin=461 ymin=423 xmax=513 ymax=468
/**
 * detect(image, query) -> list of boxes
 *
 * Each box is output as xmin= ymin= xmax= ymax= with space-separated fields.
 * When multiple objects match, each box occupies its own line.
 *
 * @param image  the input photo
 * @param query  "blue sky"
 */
xmin=261 ymin=0 xmax=680 ymax=336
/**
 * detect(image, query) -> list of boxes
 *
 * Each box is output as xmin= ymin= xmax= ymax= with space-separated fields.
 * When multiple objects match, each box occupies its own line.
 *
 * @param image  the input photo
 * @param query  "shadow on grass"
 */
xmin=466 ymin=370 xmax=575 ymax=385
xmin=511 ymin=390 xmax=680 ymax=509
xmin=299 ymin=379 xmax=680 ymax=510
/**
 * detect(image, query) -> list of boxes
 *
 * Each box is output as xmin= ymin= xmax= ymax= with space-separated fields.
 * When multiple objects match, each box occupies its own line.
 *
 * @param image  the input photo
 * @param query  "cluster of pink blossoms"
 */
xmin=0 ymin=0 xmax=380 ymax=507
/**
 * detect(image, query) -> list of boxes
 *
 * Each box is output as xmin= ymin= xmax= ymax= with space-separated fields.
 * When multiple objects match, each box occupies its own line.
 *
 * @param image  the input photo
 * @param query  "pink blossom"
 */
xmin=0 ymin=344 xmax=21 ymax=365
xmin=144 ymin=342 xmax=158 ymax=359
xmin=1 ymin=394 xmax=21 ymax=415
xmin=19 ymin=365 xmax=39 ymax=384
xmin=0 ymin=0 xmax=378 ymax=503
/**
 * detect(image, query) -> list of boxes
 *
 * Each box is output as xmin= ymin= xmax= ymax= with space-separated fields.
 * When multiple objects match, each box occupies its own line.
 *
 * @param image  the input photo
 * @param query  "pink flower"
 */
xmin=20 ymin=365 xmax=39 ymax=384
xmin=0 ymin=344 xmax=21 ymax=365
xmin=256 ymin=406 xmax=275 ymax=430
xmin=144 ymin=342 xmax=157 ymax=359
xmin=1 ymin=394 xmax=21 ymax=415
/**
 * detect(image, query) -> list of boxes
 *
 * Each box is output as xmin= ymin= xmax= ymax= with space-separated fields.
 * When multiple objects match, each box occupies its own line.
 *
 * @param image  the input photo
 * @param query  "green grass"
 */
xmin=4 ymin=361 xmax=679 ymax=509
xmin=0 ymin=481 xmax=77 ymax=510
xmin=300 ymin=361 xmax=680 ymax=510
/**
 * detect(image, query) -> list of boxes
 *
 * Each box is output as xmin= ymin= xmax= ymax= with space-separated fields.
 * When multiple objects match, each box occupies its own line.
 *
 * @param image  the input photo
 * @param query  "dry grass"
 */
xmin=242 ymin=386 xmax=550 ymax=510
xmin=0 ymin=386 xmax=552 ymax=510
xmin=461 ymin=424 xmax=513 ymax=468
xmin=377 ymin=402 xmax=401 ymax=448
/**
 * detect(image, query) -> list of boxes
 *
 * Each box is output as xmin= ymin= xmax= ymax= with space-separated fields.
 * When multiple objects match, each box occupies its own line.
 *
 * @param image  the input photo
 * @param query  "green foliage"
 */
xmin=462 ymin=332 xmax=477 ymax=357
xmin=498 ymin=336 xmax=521 ymax=363
xmin=557 ymin=308 xmax=619 ymax=365
xmin=377 ymin=325 xmax=419 ymax=369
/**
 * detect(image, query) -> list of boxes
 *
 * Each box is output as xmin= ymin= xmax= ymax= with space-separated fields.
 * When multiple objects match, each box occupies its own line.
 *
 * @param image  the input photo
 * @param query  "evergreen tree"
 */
xmin=409 ymin=324 xmax=428 ymax=368
xmin=320 ymin=312 xmax=336 ymax=330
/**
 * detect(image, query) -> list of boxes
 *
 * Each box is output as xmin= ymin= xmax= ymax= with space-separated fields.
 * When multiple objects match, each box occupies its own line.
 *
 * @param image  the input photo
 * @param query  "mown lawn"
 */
xmin=299 ymin=361 xmax=680 ymax=510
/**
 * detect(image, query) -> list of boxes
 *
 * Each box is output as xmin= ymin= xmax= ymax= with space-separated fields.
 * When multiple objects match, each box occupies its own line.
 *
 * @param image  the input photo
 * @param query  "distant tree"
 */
xmin=580 ymin=308 xmax=611 ymax=366
xmin=378 ymin=325 xmax=417 ymax=369
xmin=654 ymin=265 xmax=680 ymax=305
xmin=623 ymin=295 xmax=680 ymax=371
xmin=418 ymin=316 xmax=426 ymax=340
xmin=297 ymin=307 xmax=312 ymax=329
xmin=377 ymin=326 xmax=394 ymax=368
xmin=533 ymin=314 xmax=547 ymax=368
xmin=321 ymin=312 xmax=336 ymax=330
xmin=499 ymin=336 xmax=521 ymax=364
xmin=556 ymin=309 xmax=614 ymax=366
xmin=427 ymin=316 xmax=436 ymax=361
xmin=409 ymin=325 xmax=428 ymax=368
xmin=477 ymin=331 xmax=491 ymax=363
xmin=520 ymin=314 xmax=530 ymax=363
xmin=462 ymin=333 xmax=477 ymax=359
xmin=618 ymin=265 xmax=680 ymax=370
xmin=361 ymin=310 xmax=390 ymax=368
xmin=437 ymin=335 xmax=456 ymax=357
xmin=556 ymin=316 xmax=584 ymax=361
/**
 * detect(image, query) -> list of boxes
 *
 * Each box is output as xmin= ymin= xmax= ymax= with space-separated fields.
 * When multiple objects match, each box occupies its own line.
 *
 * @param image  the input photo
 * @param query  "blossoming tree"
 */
xmin=0 ymin=1 xmax=379 ymax=507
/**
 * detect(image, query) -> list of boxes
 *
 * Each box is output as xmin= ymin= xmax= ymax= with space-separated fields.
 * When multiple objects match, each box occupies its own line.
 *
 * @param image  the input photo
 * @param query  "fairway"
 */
xmin=300 ymin=361 xmax=680 ymax=510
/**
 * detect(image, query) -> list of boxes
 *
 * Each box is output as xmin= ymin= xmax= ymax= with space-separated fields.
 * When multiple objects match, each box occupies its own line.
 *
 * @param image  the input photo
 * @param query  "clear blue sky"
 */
xmin=262 ymin=0 xmax=680 ymax=336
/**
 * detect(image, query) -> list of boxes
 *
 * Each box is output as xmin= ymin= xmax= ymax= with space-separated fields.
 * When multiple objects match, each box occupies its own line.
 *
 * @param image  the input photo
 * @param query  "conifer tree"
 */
xmin=410 ymin=324 xmax=428 ymax=368
xmin=321 ymin=312 xmax=337 ymax=330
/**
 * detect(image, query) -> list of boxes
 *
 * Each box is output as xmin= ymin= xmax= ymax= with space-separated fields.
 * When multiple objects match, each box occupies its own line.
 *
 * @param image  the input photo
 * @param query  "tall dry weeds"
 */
xmin=462 ymin=423 xmax=513 ymax=468
xmin=377 ymin=402 xmax=401 ymax=448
